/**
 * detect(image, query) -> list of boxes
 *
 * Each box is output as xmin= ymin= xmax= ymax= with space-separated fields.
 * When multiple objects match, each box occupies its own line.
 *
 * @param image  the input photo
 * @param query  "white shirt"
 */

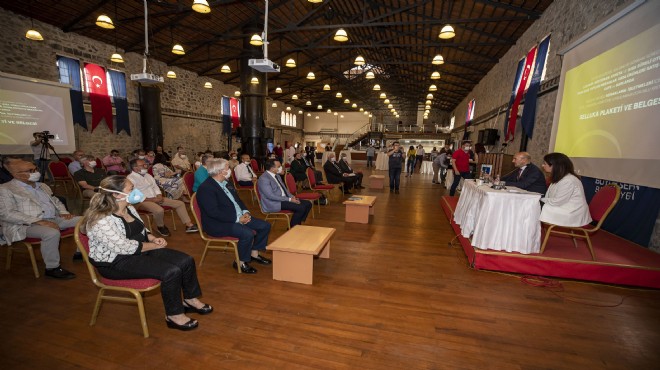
xmin=417 ymin=148 xmax=425 ymax=156
xmin=540 ymin=174 xmax=592 ymax=227
xmin=127 ymin=172 xmax=161 ymax=198
xmin=235 ymin=162 xmax=256 ymax=182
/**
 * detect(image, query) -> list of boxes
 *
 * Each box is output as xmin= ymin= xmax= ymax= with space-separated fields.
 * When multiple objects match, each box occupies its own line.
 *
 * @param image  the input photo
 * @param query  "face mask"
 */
xmin=341 ymin=157 xmax=347 ymax=160
xmin=225 ymin=169 xmax=232 ymax=178
xmin=232 ymin=156 xmax=237 ymax=160
xmin=138 ymin=155 xmax=145 ymax=159
xmin=102 ymin=187 xmax=146 ymax=204
xmin=28 ymin=171 xmax=41 ymax=182
xmin=277 ymin=166 xmax=283 ymax=174
xmin=330 ymin=157 xmax=336 ymax=162
xmin=88 ymin=161 xmax=97 ymax=168
xmin=140 ymin=168 xmax=148 ymax=175
xmin=180 ymin=154 xmax=187 ymax=159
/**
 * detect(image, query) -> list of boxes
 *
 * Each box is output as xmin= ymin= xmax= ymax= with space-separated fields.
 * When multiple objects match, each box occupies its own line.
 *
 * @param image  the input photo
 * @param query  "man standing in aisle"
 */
xmin=366 ymin=144 xmax=376 ymax=168
xmin=387 ymin=142 xmax=404 ymax=194
xmin=449 ymin=141 xmax=475 ymax=196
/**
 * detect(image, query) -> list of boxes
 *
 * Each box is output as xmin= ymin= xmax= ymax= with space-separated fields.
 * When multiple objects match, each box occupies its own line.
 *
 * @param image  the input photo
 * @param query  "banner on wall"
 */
xmin=520 ymin=35 xmax=551 ymax=139
xmin=506 ymin=46 xmax=536 ymax=141
xmin=84 ymin=63 xmax=113 ymax=133
xmin=581 ymin=176 xmax=660 ymax=247
xmin=230 ymin=97 xmax=240 ymax=128
xmin=221 ymin=96 xmax=231 ymax=135
xmin=504 ymin=58 xmax=525 ymax=139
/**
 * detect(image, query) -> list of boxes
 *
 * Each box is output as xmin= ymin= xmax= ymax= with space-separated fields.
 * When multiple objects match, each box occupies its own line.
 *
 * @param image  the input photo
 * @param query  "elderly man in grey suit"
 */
xmin=0 ymin=159 xmax=81 ymax=279
xmin=257 ymin=159 xmax=312 ymax=227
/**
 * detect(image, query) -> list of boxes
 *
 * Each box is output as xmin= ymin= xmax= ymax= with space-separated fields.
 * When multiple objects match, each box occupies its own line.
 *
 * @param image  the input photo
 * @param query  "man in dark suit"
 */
xmin=323 ymin=153 xmax=357 ymax=194
xmin=301 ymin=151 xmax=324 ymax=185
xmin=500 ymin=152 xmax=547 ymax=194
xmin=196 ymin=158 xmax=272 ymax=274
xmin=337 ymin=153 xmax=364 ymax=189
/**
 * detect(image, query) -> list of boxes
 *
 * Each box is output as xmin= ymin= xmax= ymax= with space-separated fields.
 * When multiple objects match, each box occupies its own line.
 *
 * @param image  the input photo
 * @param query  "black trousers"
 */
xmin=332 ymin=177 xmax=357 ymax=192
xmin=281 ymin=200 xmax=312 ymax=226
xmin=389 ymin=167 xmax=402 ymax=190
xmin=238 ymin=180 xmax=254 ymax=187
xmin=352 ymin=173 xmax=364 ymax=188
xmin=96 ymin=248 xmax=202 ymax=316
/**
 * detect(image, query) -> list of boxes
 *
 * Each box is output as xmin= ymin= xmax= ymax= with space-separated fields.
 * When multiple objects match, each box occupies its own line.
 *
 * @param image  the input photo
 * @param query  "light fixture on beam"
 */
xmin=336 ymin=92 xmax=342 ymax=98
xmin=317 ymin=104 xmax=323 ymax=109
xmin=286 ymin=106 xmax=292 ymax=111
xmin=220 ymin=65 xmax=231 ymax=73
xmin=373 ymin=84 xmax=381 ymax=91
xmin=387 ymin=104 xmax=393 ymax=109
xmin=26 ymin=29 xmax=44 ymax=41
xmin=250 ymin=34 xmax=263 ymax=46
xmin=327 ymin=109 xmax=332 ymax=113
xmin=272 ymin=102 xmax=277 ymax=107
xmin=379 ymin=93 xmax=386 ymax=99
xmin=166 ymin=71 xmax=177 ymax=79
xmin=110 ymin=53 xmax=124 ymax=63
xmin=204 ymin=82 xmax=212 ymax=89
xmin=323 ymin=84 xmax=330 ymax=91
xmin=429 ymin=84 xmax=438 ymax=91
xmin=344 ymin=99 xmax=350 ymax=104
xmin=250 ymin=77 xmax=259 ymax=85
xmin=306 ymin=71 xmax=316 ymax=80
xmin=427 ymin=93 xmax=434 ymax=99
xmin=431 ymin=72 xmax=441 ymax=80
xmin=383 ymin=99 xmax=390 ymax=104
xmin=306 ymin=100 xmax=312 ymax=106
xmin=172 ymin=44 xmax=185 ymax=55
xmin=432 ymin=54 xmax=444 ymax=65
xmin=95 ymin=14 xmax=115 ymax=29
xmin=308 ymin=0 xmax=323 ymax=3
xmin=315 ymin=116 xmax=319 ymax=119
xmin=275 ymin=87 xmax=282 ymax=93
xmin=334 ymin=28 xmax=348 ymax=42
xmin=359 ymin=108 xmax=364 ymax=112
xmin=307 ymin=113 xmax=311 ymax=116
xmin=439 ymin=25 xmax=455 ymax=39
xmin=354 ymin=55 xmax=365 ymax=66
xmin=292 ymin=94 xmax=299 ymax=100
xmin=334 ymin=112 xmax=338 ymax=116
xmin=234 ymin=91 xmax=241 ymax=96
xmin=298 ymin=110 xmax=303 ymax=114
xmin=352 ymin=103 xmax=357 ymax=108
xmin=365 ymin=71 xmax=375 ymax=79
xmin=192 ymin=0 xmax=211 ymax=13
xmin=425 ymin=100 xmax=432 ymax=105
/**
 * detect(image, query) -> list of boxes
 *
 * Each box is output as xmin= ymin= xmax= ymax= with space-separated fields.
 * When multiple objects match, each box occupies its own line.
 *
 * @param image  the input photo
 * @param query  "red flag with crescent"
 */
xmin=84 ymin=63 xmax=113 ymax=133
xmin=230 ymin=97 xmax=240 ymax=128
xmin=506 ymin=46 xmax=536 ymax=141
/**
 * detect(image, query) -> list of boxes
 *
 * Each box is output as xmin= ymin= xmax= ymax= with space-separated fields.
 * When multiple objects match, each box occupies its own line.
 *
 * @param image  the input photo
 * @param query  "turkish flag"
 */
xmin=84 ymin=63 xmax=114 ymax=133
xmin=230 ymin=97 xmax=240 ymax=128
xmin=506 ymin=46 xmax=537 ymax=141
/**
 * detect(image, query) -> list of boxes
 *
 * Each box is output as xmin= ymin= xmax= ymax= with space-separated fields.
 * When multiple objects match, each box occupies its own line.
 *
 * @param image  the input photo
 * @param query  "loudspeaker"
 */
xmin=479 ymin=128 xmax=499 ymax=145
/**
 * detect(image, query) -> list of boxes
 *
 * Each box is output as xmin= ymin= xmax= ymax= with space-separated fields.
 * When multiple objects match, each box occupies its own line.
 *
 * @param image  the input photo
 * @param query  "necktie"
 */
xmin=517 ymin=168 xmax=523 ymax=180
xmin=274 ymin=174 xmax=287 ymax=196
xmin=246 ymin=164 xmax=255 ymax=177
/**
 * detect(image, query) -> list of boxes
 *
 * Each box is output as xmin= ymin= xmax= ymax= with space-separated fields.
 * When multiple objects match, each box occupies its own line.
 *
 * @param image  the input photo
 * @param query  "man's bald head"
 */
xmin=512 ymin=152 xmax=532 ymax=168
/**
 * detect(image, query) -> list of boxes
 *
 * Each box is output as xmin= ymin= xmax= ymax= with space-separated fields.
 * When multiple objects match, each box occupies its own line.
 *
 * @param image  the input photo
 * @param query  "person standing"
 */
xmin=449 ymin=141 xmax=475 ymax=196
xmin=366 ymin=145 xmax=376 ymax=168
xmin=387 ymin=142 xmax=404 ymax=193
xmin=432 ymin=150 xmax=447 ymax=186
xmin=30 ymin=132 xmax=52 ymax=182
xmin=405 ymin=146 xmax=417 ymax=177
xmin=416 ymin=145 xmax=425 ymax=171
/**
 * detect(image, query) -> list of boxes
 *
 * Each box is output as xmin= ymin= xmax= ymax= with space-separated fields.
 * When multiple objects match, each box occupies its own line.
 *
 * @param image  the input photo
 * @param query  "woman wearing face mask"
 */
xmin=228 ymin=151 xmax=240 ymax=169
xmin=81 ymin=176 xmax=211 ymax=331
xmin=151 ymin=162 xmax=188 ymax=201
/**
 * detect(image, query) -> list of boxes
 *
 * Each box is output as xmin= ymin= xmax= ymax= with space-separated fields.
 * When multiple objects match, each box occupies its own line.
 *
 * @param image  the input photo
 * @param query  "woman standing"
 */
xmin=539 ymin=153 xmax=592 ymax=227
xmin=81 ymin=176 xmax=212 ymax=331
xmin=405 ymin=145 xmax=417 ymax=177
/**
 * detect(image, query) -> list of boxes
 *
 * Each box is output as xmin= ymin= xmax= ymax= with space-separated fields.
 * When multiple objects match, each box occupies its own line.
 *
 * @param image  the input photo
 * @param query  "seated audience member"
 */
xmin=102 ymin=149 xmax=126 ymax=175
xmin=68 ymin=150 xmax=85 ymax=174
xmin=500 ymin=152 xmax=548 ymax=194
xmin=152 ymin=163 xmax=188 ymax=201
xmin=144 ymin=150 xmax=156 ymax=166
xmin=0 ymin=159 xmax=81 ymax=279
xmin=539 ymin=153 xmax=592 ymax=227
xmin=194 ymin=152 xmax=204 ymax=170
xmin=227 ymin=151 xmax=240 ymax=169
xmin=337 ymin=153 xmax=364 ymax=189
xmin=127 ymin=159 xmax=198 ymax=236
xmin=196 ymin=158 xmax=272 ymax=274
xmin=193 ymin=155 xmax=212 ymax=193
xmin=1 ymin=155 xmax=20 ymax=184
xmin=323 ymin=152 xmax=357 ymax=194
xmin=289 ymin=152 xmax=308 ymax=184
xmin=134 ymin=149 xmax=147 ymax=161
xmin=234 ymin=154 xmax=258 ymax=186
xmin=257 ymin=160 xmax=312 ymax=227
xmin=300 ymin=151 xmax=324 ymax=185
xmin=83 ymin=176 xmax=212 ymax=331
xmin=154 ymin=145 xmax=171 ymax=166
xmin=74 ymin=155 xmax=107 ymax=198
xmin=172 ymin=146 xmax=192 ymax=172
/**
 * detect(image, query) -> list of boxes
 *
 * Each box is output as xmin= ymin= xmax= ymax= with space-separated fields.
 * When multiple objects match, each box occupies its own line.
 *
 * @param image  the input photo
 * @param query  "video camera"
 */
xmin=34 ymin=131 xmax=55 ymax=140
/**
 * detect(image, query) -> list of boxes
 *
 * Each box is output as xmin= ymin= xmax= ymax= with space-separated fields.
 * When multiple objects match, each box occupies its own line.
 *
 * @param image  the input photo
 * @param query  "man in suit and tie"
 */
xmin=323 ymin=153 xmax=358 ymax=194
xmin=337 ymin=153 xmax=364 ymax=189
xmin=500 ymin=152 xmax=548 ymax=194
xmin=234 ymin=154 xmax=258 ymax=186
xmin=0 ymin=159 xmax=81 ymax=279
xmin=300 ymin=150 xmax=324 ymax=185
xmin=257 ymin=160 xmax=312 ymax=227
xmin=196 ymin=158 xmax=272 ymax=274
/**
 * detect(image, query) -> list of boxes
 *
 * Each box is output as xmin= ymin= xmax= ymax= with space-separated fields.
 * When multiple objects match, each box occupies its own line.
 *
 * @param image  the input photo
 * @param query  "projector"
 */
xmin=130 ymin=73 xmax=164 ymax=84
xmin=248 ymin=59 xmax=280 ymax=73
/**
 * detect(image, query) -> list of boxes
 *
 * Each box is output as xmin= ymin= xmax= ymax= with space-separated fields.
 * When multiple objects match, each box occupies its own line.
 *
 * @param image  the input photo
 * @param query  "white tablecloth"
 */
xmin=375 ymin=153 xmax=389 ymax=170
xmin=420 ymin=161 xmax=433 ymax=174
xmin=453 ymin=179 xmax=542 ymax=254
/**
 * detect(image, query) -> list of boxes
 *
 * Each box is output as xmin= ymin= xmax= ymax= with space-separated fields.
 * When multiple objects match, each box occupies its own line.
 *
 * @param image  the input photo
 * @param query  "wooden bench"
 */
xmin=343 ymin=195 xmax=377 ymax=224
xmin=266 ymin=225 xmax=336 ymax=285
xmin=368 ymin=175 xmax=385 ymax=189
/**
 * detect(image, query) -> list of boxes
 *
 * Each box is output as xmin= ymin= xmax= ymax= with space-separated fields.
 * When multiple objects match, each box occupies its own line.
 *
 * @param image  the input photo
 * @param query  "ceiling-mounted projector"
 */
xmin=130 ymin=73 xmax=164 ymax=84
xmin=248 ymin=58 xmax=280 ymax=73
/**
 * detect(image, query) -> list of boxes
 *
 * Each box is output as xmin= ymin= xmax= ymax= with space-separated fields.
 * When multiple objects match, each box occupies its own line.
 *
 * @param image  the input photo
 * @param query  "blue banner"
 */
xmin=221 ymin=96 xmax=231 ymax=135
xmin=581 ymin=176 xmax=660 ymax=247
xmin=504 ymin=58 xmax=525 ymax=137
xmin=521 ymin=35 xmax=551 ymax=139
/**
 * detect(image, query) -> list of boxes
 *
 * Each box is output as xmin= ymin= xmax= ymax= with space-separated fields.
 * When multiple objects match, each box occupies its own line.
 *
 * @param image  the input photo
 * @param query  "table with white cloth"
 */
xmin=375 ymin=153 xmax=389 ymax=170
xmin=453 ymin=179 xmax=542 ymax=254
xmin=420 ymin=161 xmax=433 ymax=174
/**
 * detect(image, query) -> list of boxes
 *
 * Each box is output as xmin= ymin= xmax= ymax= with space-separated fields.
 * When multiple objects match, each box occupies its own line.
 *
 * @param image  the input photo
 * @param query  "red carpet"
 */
xmin=441 ymin=196 xmax=660 ymax=289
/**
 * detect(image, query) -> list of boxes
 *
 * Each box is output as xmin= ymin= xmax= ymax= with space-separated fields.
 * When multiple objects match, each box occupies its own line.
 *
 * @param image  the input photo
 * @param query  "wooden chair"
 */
xmin=231 ymin=170 xmax=255 ymax=204
xmin=5 ymin=227 xmax=75 ymax=278
xmin=182 ymin=171 xmax=195 ymax=195
xmin=189 ymin=193 xmax=242 ymax=272
xmin=306 ymin=167 xmax=334 ymax=204
xmin=71 ymin=174 xmax=92 ymax=212
xmin=285 ymin=172 xmax=320 ymax=218
xmin=73 ymin=222 xmax=161 ymax=338
xmin=250 ymin=158 xmax=262 ymax=175
xmin=254 ymin=181 xmax=292 ymax=229
xmin=48 ymin=161 xmax=73 ymax=194
xmin=540 ymin=184 xmax=621 ymax=260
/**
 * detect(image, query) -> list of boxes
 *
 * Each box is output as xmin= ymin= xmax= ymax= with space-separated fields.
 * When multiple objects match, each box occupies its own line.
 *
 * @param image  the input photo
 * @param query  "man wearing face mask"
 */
xmin=0 ymin=159 xmax=81 ymax=279
xmin=127 ymin=159 xmax=198 ymax=236
xmin=74 ymin=155 xmax=107 ymax=198
xmin=337 ymin=153 xmax=364 ymax=189
xmin=172 ymin=146 xmax=192 ymax=172
xmin=449 ymin=141 xmax=475 ymax=196
xmin=323 ymin=153 xmax=358 ymax=195
xmin=102 ymin=149 xmax=126 ymax=175
xmin=234 ymin=154 xmax=258 ymax=186
xmin=196 ymin=158 xmax=272 ymax=274
xmin=257 ymin=160 xmax=312 ymax=227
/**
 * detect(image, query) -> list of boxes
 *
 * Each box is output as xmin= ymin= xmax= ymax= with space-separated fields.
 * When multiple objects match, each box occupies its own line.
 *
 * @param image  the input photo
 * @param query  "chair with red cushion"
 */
xmin=74 ymin=222 xmax=161 ymax=338
xmin=182 ymin=171 xmax=195 ymax=195
xmin=5 ymin=227 xmax=75 ymax=278
xmin=48 ymin=161 xmax=73 ymax=194
xmin=60 ymin=157 xmax=73 ymax=165
xmin=230 ymin=169 xmax=255 ymax=204
xmin=95 ymin=158 xmax=107 ymax=173
xmin=306 ymin=167 xmax=334 ymax=204
xmin=254 ymin=181 xmax=292 ymax=229
xmin=540 ymin=184 xmax=621 ymax=260
xmin=189 ymin=193 xmax=242 ymax=272
xmin=250 ymin=159 xmax=262 ymax=175
xmin=137 ymin=205 xmax=177 ymax=236
xmin=285 ymin=172 xmax=320 ymax=218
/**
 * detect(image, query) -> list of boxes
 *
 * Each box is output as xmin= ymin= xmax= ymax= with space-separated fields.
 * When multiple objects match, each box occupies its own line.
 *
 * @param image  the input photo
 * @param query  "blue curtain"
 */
xmin=108 ymin=70 xmax=130 ymax=135
xmin=57 ymin=56 xmax=87 ymax=130
xmin=221 ymin=96 xmax=231 ymax=135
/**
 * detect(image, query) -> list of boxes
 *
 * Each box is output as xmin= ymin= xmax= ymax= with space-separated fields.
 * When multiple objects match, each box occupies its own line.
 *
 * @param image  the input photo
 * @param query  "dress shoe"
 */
xmin=343 ymin=190 xmax=352 ymax=195
xmin=358 ymin=185 xmax=366 ymax=189
xmin=157 ymin=226 xmax=171 ymax=237
xmin=233 ymin=261 xmax=257 ymax=274
xmin=45 ymin=266 xmax=76 ymax=280
xmin=251 ymin=255 xmax=272 ymax=265
xmin=183 ymin=301 xmax=214 ymax=315
xmin=72 ymin=252 xmax=83 ymax=261
xmin=165 ymin=317 xmax=198 ymax=331
xmin=395 ymin=189 xmax=400 ymax=194
xmin=185 ymin=224 xmax=199 ymax=233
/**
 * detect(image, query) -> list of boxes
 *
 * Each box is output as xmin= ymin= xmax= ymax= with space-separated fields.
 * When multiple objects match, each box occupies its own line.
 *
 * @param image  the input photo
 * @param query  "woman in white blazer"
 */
xmin=539 ymin=153 xmax=592 ymax=227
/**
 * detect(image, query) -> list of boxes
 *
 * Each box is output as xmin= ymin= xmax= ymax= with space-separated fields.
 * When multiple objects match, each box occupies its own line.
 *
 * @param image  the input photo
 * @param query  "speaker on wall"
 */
xmin=479 ymin=128 xmax=499 ymax=145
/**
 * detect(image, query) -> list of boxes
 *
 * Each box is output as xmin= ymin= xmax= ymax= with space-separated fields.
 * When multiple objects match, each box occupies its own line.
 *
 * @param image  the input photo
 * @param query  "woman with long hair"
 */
xmin=539 ymin=153 xmax=592 ymax=227
xmin=81 ymin=176 xmax=212 ymax=331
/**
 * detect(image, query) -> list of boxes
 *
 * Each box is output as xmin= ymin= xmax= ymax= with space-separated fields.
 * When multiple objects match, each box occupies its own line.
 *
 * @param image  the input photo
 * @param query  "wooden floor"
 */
xmin=2 ymin=168 xmax=660 ymax=369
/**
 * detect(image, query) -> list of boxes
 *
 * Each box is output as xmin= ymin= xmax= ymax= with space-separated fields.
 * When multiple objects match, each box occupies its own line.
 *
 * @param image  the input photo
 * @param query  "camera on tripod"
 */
xmin=34 ymin=131 xmax=55 ymax=141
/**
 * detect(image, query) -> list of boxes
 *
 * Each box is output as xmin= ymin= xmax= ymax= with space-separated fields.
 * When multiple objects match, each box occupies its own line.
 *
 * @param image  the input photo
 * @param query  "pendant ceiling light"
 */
xmin=96 ymin=14 xmax=115 ymax=29
xmin=234 ymin=91 xmax=241 ymax=96
xmin=250 ymin=77 xmax=259 ymax=85
xmin=429 ymin=84 xmax=438 ymax=91
xmin=204 ymin=82 xmax=212 ymax=89
xmin=285 ymin=58 xmax=296 ymax=67
xmin=307 ymin=113 xmax=312 ymax=116
xmin=390 ymin=108 xmax=396 ymax=112
xmin=275 ymin=87 xmax=283 ymax=93
xmin=166 ymin=71 xmax=177 ymax=79
xmin=317 ymin=104 xmax=323 ymax=109
xmin=323 ymin=84 xmax=331 ymax=91
xmin=220 ymin=65 xmax=231 ymax=73
xmin=334 ymin=112 xmax=338 ymax=116
xmin=432 ymin=54 xmax=444 ymax=65
xmin=383 ymin=99 xmax=390 ymax=104
xmin=336 ymin=92 xmax=342 ymax=98
xmin=110 ymin=53 xmax=124 ymax=63
xmin=292 ymin=94 xmax=299 ymax=100
xmin=439 ymin=25 xmax=455 ymax=39
xmin=352 ymin=103 xmax=358 ymax=108
xmin=344 ymin=99 xmax=350 ymax=104
xmin=427 ymin=93 xmax=434 ymax=99
xmin=425 ymin=100 xmax=432 ymax=105
xmin=192 ymin=0 xmax=211 ymax=13
xmin=363 ymin=111 xmax=368 ymax=115
xmin=172 ymin=44 xmax=185 ymax=55
xmin=373 ymin=84 xmax=381 ymax=91
xmin=272 ymin=102 xmax=277 ymax=107
xmin=286 ymin=106 xmax=292 ymax=111
xmin=327 ymin=109 xmax=332 ymax=113
xmin=379 ymin=93 xmax=386 ymax=99
xmin=431 ymin=72 xmax=441 ymax=80
xmin=365 ymin=71 xmax=375 ymax=79
xmin=387 ymin=104 xmax=393 ymax=109
xmin=306 ymin=71 xmax=316 ymax=80
xmin=308 ymin=0 xmax=323 ymax=3
xmin=425 ymin=105 xmax=431 ymax=110
xmin=315 ymin=116 xmax=320 ymax=119
xmin=359 ymin=108 xmax=364 ymax=112
xmin=354 ymin=55 xmax=365 ymax=66
xmin=298 ymin=110 xmax=303 ymax=114
xmin=250 ymin=34 xmax=263 ymax=46
xmin=25 ymin=29 xmax=44 ymax=41
xmin=334 ymin=29 xmax=348 ymax=42
xmin=306 ymin=100 xmax=312 ymax=106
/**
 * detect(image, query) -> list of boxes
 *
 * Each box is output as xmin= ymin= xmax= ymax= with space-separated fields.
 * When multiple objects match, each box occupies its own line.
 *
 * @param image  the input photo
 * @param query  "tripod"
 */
xmin=36 ymin=136 xmax=60 ymax=183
